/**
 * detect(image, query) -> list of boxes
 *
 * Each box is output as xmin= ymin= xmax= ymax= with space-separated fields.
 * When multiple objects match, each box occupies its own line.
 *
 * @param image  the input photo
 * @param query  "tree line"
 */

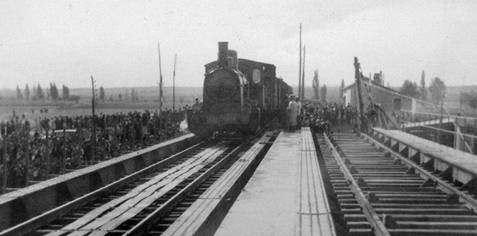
xmin=14 ymin=84 xmax=144 ymax=103
xmin=399 ymin=71 xmax=446 ymax=105
xmin=16 ymin=83 xmax=72 ymax=101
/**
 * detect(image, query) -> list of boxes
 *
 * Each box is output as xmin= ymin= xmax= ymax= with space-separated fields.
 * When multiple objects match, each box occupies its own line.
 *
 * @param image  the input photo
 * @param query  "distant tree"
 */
xmin=46 ymin=84 xmax=50 ymax=99
xmin=32 ymin=86 xmax=37 ymax=100
xmin=429 ymin=77 xmax=446 ymax=105
xmin=118 ymin=93 xmax=123 ymax=101
xmin=130 ymin=88 xmax=139 ymax=101
xmin=36 ymin=83 xmax=45 ymax=100
xmin=400 ymin=80 xmax=420 ymax=98
xmin=460 ymin=91 xmax=477 ymax=111
xmin=467 ymin=93 xmax=477 ymax=111
xmin=130 ymin=89 xmax=135 ymax=101
xmin=24 ymin=84 xmax=30 ymax=100
xmin=420 ymin=71 xmax=427 ymax=100
xmin=62 ymin=85 xmax=70 ymax=99
xmin=16 ymin=85 xmax=23 ymax=99
xmin=99 ymin=86 xmax=105 ymax=101
xmin=50 ymin=83 xmax=59 ymax=101
xmin=320 ymin=85 xmax=327 ymax=102
xmin=460 ymin=92 xmax=469 ymax=111
xmin=312 ymin=70 xmax=319 ymax=99
xmin=124 ymin=89 xmax=129 ymax=100
xmin=54 ymin=83 xmax=59 ymax=100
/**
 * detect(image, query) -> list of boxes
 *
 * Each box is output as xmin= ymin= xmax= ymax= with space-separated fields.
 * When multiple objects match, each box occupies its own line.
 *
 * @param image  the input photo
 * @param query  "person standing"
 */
xmin=296 ymin=97 xmax=302 ymax=128
xmin=287 ymin=96 xmax=299 ymax=131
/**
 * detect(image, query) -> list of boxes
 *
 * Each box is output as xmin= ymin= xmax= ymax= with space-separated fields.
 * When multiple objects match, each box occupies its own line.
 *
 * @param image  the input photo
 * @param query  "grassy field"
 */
xmin=0 ymin=86 xmax=203 ymax=122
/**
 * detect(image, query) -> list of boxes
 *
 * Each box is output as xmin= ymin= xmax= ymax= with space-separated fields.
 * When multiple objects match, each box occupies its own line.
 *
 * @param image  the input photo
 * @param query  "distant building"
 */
xmin=342 ymin=76 xmax=435 ymax=115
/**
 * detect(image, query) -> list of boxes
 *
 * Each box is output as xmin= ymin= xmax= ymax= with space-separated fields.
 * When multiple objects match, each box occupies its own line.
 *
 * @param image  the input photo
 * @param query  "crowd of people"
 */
xmin=286 ymin=96 xmax=358 ymax=133
xmin=0 ymin=96 xmax=358 ymax=190
xmin=0 ymin=109 xmax=187 ymax=189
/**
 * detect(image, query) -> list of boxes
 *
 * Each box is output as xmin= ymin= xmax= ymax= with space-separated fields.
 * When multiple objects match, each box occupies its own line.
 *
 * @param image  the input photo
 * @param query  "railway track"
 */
xmin=316 ymin=132 xmax=477 ymax=236
xmin=0 ymin=133 xmax=271 ymax=236
xmin=37 ymin=141 xmax=234 ymax=236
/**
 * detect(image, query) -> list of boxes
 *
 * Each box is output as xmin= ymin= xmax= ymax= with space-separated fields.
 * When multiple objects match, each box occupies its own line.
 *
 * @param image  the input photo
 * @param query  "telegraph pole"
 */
xmin=158 ymin=42 xmax=164 ymax=115
xmin=354 ymin=57 xmax=366 ymax=132
xmin=301 ymin=45 xmax=306 ymax=100
xmin=2 ymin=127 xmax=7 ymax=193
xmin=90 ymin=75 xmax=96 ymax=162
xmin=298 ymin=24 xmax=302 ymax=98
xmin=172 ymin=53 xmax=177 ymax=111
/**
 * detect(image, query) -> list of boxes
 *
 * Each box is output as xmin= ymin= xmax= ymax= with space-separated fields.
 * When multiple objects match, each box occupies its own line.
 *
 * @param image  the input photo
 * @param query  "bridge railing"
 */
xmin=394 ymin=110 xmax=477 ymax=154
xmin=399 ymin=110 xmax=477 ymax=130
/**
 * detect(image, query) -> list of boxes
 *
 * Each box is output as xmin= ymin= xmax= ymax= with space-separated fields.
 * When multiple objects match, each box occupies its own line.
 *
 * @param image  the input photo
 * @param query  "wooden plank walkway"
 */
xmin=161 ymin=132 xmax=273 ymax=236
xmin=215 ymin=128 xmax=336 ymax=236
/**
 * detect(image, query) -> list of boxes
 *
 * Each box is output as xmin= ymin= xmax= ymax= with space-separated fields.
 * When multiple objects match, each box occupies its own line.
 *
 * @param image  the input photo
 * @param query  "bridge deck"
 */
xmin=214 ymin=128 xmax=335 ymax=236
xmin=372 ymin=128 xmax=477 ymax=183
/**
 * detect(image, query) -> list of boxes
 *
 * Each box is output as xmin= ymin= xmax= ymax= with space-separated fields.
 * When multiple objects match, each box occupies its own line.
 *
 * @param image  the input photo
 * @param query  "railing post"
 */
xmin=24 ymin=135 xmax=30 ymax=187
xmin=472 ymin=136 xmax=475 ymax=154
xmin=2 ymin=130 xmax=8 ymax=193
xmin=45 ymin=129 xmax=50 ymax=179
xmin=61 ymin=127 xmax=66 ymax=174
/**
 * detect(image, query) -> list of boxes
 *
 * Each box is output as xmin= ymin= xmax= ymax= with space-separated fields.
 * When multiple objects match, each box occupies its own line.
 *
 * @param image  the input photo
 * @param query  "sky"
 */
xmin=1 ymin=0 xmax=476 ymax=89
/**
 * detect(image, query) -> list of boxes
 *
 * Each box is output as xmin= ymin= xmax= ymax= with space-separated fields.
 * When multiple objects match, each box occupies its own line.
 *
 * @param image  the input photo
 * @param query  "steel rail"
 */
xmin=0 ymin=142 xmax=205 ymax=236
xmin=361 ymin=132 xmax=477 ymax=213
xmin=124 ymin=142 xmax=246 ymax=235
xmin=323 ymin=133 xmax=391 ymax=236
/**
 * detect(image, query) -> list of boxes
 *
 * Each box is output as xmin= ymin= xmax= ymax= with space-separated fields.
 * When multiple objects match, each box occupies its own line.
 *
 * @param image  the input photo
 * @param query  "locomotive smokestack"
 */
xmin=218 ymin=42 xmax=228 ymax=67
xmin=227 ymin=50 xmax=238 ymax=69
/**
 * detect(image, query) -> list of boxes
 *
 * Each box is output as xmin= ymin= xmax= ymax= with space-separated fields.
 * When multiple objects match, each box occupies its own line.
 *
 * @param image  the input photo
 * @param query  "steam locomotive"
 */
xmin=188 ymin=42 xmax=292 ymax=136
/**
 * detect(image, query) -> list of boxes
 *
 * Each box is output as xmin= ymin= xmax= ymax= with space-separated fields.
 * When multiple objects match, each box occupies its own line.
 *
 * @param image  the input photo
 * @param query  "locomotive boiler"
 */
xmin=188 ymin=42 xmax=292 ymax=137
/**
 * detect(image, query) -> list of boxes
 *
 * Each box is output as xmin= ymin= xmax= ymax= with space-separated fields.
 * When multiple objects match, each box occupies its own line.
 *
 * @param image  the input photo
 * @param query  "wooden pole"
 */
xmin=172 ymin=53 xmax=177 ymax=111
xmin=301 ymin=45 xmax=306 ymax=101
xmin=90 ymin=76 xmax=96 ymax=163
xmin=438 ymin=100 xmax=443 ymax=144
xmin=2 ymin=128 xmax=8 ymax=193
xmin=24 ymin=133 xmax=29 ymax=186
xmin=44 ymin=128 xmax=50 ymax=179
xmin=158 ymin=42 xmax=164 ymax=115
xmin=61 ymin=124 xmax=66 ymax=173
xmin=354 ymin=57 xmax=366 ymax=132
xmin=298 ymin=24 xmax=302 ymax=98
